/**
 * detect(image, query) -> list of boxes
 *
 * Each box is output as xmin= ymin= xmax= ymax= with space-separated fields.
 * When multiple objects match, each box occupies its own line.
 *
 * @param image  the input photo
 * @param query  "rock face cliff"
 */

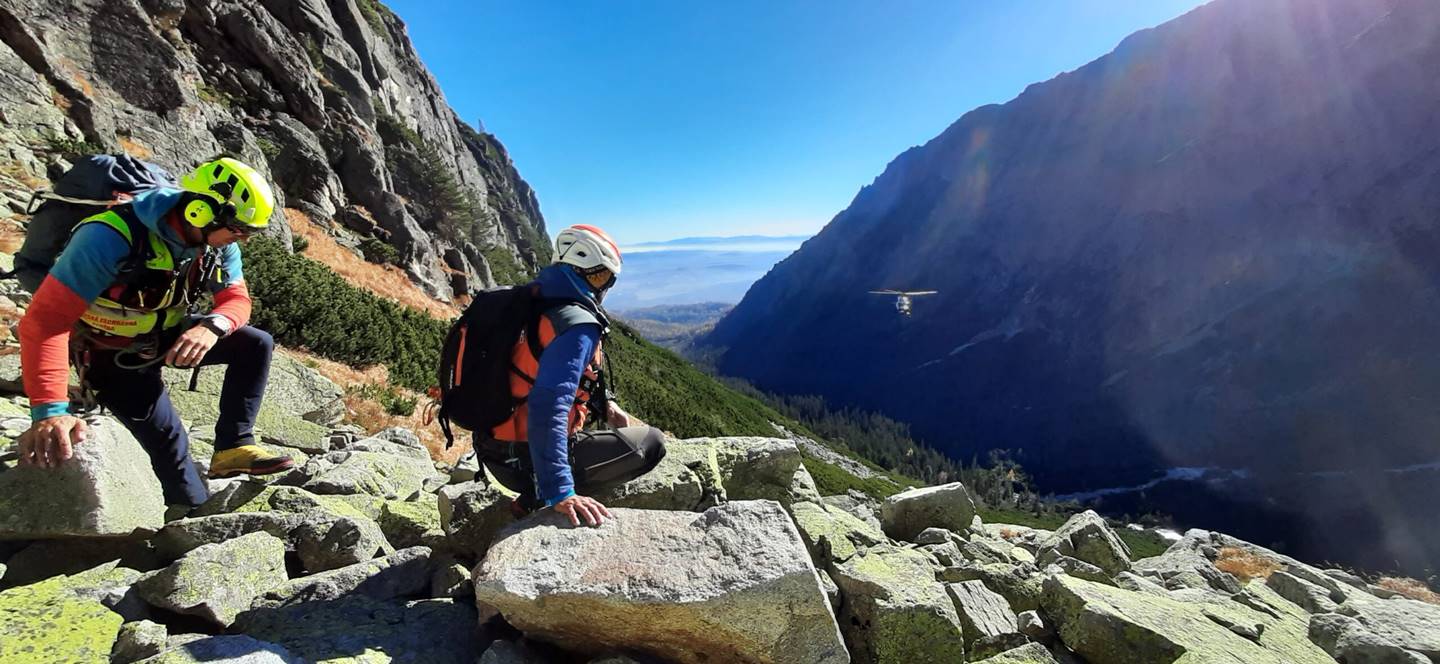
xmin=0 ymin=0 xmax=548 ymax=298
xmin=707 ymin=0 xmax=1440 ymax=571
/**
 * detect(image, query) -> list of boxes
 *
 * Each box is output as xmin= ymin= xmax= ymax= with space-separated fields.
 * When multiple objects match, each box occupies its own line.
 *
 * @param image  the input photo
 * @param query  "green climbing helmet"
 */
xmin=178 ymin=157 xmax=274 ymax=231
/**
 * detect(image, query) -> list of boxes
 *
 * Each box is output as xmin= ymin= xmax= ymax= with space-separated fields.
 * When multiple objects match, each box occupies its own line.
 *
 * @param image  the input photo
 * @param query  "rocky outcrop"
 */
xmin=830 ymin=543 xmax=967 ymax=664
xmin=5 ymin=410 xmax=1436 ymax=664
xmin=1041 ymin=574 xmax=1335 ymax=663
xmin=0 ymin=0 xmax=548 ymax=297
xmin=474 ymin=502 xmax=848 ymax=664
xmin=134 ymin=531 xmax=288 ymax=627
xmin=0 ymin=562 xmax=132 ymax=661
xmin=1035 ymin=510 xmax=1132 ymax=577
xmin=0 ymin=417 xmax=165 ymax=538
xmin=878 ymin=482 xmax=977 ymax=541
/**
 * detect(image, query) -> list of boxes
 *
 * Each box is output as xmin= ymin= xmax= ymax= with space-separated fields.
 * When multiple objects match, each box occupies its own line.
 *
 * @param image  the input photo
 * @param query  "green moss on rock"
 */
xmin=0 ymin=568 xmax=126 ymax=663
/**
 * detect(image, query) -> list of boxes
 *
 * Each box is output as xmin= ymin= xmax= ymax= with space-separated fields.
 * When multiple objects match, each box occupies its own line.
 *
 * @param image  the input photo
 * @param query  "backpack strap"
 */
xmin=79 ymin=207 xmax=155 ymax=287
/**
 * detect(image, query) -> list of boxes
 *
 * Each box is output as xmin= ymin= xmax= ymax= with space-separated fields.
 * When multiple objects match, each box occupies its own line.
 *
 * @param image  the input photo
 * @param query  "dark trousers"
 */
xmin=480 ymin=426 xmax=668 ymax=509
xmin=85 ymin=325 xmax=274 ymax=507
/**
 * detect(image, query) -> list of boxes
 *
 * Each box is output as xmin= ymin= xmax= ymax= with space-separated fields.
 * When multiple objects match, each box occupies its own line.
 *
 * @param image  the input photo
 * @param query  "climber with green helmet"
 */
xmin=16 ymin=156 xmax=292 ymax=512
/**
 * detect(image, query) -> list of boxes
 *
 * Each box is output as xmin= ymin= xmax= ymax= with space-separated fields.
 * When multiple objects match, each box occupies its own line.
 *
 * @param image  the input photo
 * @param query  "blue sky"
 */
xmin=386 ymin=1 xmax=1211 ymax=244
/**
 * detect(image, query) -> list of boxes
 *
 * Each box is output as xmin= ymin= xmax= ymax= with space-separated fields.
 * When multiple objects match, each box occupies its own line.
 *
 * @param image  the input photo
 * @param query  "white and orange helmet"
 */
xmin=555 ymin=224 xmax=623 ymax=275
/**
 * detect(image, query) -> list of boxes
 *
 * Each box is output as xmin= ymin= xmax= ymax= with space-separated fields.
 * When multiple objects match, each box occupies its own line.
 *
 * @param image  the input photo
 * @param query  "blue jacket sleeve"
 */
xmin=47 ymin=222 xmax=131 ymax=302
xmin=527 ymin=323 xmax=601 ymax=506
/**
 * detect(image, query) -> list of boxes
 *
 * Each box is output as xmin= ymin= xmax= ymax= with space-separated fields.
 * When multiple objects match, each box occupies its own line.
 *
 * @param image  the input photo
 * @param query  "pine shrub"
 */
xmin=243 ymin=237 xmax=448 ymax=391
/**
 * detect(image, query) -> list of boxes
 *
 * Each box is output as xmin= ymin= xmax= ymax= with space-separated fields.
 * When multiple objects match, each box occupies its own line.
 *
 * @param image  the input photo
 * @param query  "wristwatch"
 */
xmin=198 ymin=317 xmax=228 ymax=337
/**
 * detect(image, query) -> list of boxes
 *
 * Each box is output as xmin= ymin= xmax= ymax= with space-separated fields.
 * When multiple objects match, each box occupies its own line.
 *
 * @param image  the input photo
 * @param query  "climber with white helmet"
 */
xmin=475 ymin=224 xmax=667 ymax=527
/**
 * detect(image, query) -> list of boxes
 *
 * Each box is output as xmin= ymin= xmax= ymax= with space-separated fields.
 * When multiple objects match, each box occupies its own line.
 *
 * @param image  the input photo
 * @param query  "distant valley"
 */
xmin=615 ymin=302 xmax=732 ymax=354
xmin=704 ymin=0 xmax=1440 ymax=576
xmin=603 ymin=235 xmax=807 ymax=310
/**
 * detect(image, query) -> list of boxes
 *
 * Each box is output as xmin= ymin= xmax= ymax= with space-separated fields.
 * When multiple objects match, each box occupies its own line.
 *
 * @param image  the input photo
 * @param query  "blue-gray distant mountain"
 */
xmin=625 ymin=235 xmax=812 ymax=250
xmin=605 ymin=236 xmax=807 ymax=309
xmin=705 ymin=0 xmax=1440 ymax=574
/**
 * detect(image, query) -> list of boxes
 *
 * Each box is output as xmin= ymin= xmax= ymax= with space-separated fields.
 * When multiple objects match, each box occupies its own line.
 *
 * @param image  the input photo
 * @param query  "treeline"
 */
xmin=721 ymin=382 xmax=1070 ymax=517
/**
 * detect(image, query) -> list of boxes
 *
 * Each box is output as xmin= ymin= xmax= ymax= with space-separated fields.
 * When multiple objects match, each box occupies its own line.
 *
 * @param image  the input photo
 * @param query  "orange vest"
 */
xmin=489 ymin=313 xmax=604 ymax=443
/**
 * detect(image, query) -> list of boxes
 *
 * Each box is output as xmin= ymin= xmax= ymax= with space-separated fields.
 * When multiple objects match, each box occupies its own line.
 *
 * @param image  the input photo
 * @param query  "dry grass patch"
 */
xmin=0 ymin=221 xmax=26 ymax=254
xmin=282 ymin=348 xmax=467 ymax=465
xmin=283 ymin=208 xmax=460 ymax=320
xmin=1376 ymin=577 xmax=1440 ymax=606
xmin=1213 ymin=546 xmax=1283 ymax=582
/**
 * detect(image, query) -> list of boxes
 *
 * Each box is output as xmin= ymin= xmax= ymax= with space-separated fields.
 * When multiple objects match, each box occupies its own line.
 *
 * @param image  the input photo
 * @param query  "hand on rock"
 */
xmin=17 ymin=415 xmax=88 ymax=468
xmin=553 ymin=494 xmax=612 ymax=527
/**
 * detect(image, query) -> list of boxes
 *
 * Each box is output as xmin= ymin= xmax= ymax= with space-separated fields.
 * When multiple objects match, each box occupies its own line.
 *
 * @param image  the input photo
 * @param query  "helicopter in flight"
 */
xmin=869 ymin=289 xmax=938 ymax=316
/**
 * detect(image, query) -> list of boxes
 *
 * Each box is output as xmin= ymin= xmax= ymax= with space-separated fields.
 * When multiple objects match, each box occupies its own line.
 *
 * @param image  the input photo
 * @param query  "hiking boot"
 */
xmin=209 ymin=444 xmax=294 ymax=479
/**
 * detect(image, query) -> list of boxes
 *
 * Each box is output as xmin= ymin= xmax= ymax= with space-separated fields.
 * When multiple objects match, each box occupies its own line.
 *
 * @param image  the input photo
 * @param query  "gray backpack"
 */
xmin=9 ymin=154 xmax=176 ymax=292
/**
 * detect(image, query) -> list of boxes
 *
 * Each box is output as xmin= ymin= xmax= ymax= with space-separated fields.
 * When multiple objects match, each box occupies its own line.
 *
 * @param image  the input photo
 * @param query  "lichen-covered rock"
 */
xmin=135 ymin=532 xmax=288 ymax=627
xmin=1 ymin=537 xmax=161 ymax=585
xmin=164 ymin=354 xmax=335 ymax=455
xmin=1336 ymin=593 xmax=1440 ymax=659
xmin=1267 ymin=569 xmax=1341 ymax=613
xmin=1044 ymin=555 xmax=1114 ymax=586
xmin=822 ymin=490 xmax=885 ymax=532
xmin=0 ymin=418 xmax=164 ymax=538
xmin=941 ymin=562 xmax=1046 ymax=613
xmin=238 ymin=596 xmax=479 ymax=664
xmin=136 ymin=635 xmax=302 ymax=664
xmin=790 ymin=500 xmax=887 ymax=567
xmin=438 ymin=481 xmax=513 ymax=558
xmin=154 ymin=512 xmax=304 ymax=559
xmin=964 ymin=537 xmax=1021 ymax=564
xmin=474 ymin=501 xmax=847 ymax=664
xmin=595 ymin=448 xmax=707 ymax=511
xmin=373 ymin=427 xmax=426 ymax=450
xmin=947 ymin=580 xmax=1021 ymax=646
xmin=971 ymin=642 xmax=1060 ymax=664
xmin=248 ymin=547 xmax=433 ymax=610
xmin=1309 ymin=612 xmax=1431 ymax=664
xmin=154 ymin=509 xmax=383 ymax=573
xmin=878 ymin=482 xmax=977 ymax=542
xmin=301 ymin=450 xmax=442 ymax=498
xmin=379 ymin=495 xmax=446 ymax=549
xmin=345 ymin=436 xmax=432 ymax=461
xmin=112 ymin=619 xmax=168 ymax=664
xmin=292 ymin=513 xmax=388 ymax=572
xmin=199 ymin=483 xmax=373 ymax=521
xmin=830 ymin=543 xmax=966 ymax=664
xmin=1041 ymin=574 xmax=1334 ymax=664
xmin=708 ymin=437 xmax=805 ymax=504
xmin=1035 ymin=510 xmax=1131 ymax=577
xmin=0 ymin=563 xmax=128 ymax=662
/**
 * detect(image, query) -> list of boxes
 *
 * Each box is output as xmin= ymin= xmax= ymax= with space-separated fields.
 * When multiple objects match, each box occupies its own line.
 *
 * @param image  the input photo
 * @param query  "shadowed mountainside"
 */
xmin=706 ymin=0 xmax=1440 ymax=575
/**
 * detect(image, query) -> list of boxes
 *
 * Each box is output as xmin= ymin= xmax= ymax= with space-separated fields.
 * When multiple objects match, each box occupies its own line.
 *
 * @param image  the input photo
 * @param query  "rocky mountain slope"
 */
xmin=0 ymin=0 xmax=548 ymax=298
xmin=705 ymin=0 xmax=1440 ymax=573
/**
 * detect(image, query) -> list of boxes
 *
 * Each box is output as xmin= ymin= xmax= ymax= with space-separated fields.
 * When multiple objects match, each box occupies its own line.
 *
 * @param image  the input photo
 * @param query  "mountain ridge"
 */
xmin=705 ymin=0 xmax=1440 ymax=574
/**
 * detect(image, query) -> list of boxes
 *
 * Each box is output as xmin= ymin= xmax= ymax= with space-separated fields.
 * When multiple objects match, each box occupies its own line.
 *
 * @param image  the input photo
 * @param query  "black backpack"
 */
xmin=434 ymin=285 xmax=615 ymax=448
xmin=435 ymin=285 xmax=547 ymax=447
xmin=9 ymin=154 xmax=177 ymax=292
